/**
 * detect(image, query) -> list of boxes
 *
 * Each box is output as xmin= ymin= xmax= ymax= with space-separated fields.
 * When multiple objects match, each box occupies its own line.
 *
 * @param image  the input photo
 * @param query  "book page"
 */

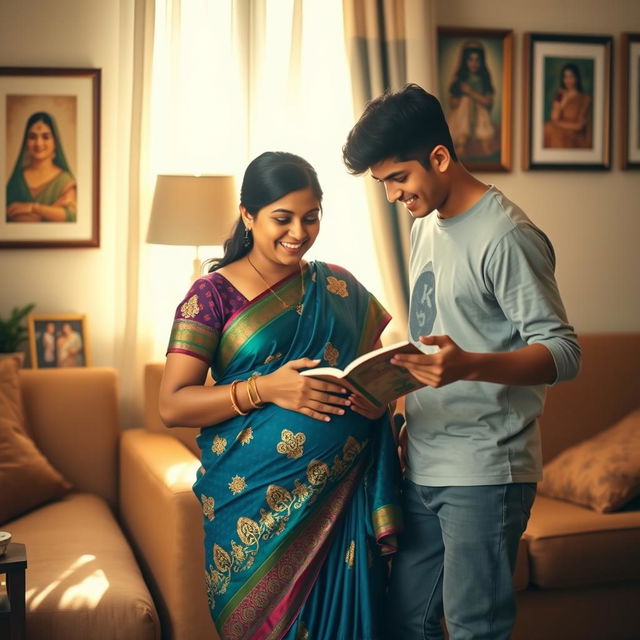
xmin=346 ymin=342 xmax=425 ymax=406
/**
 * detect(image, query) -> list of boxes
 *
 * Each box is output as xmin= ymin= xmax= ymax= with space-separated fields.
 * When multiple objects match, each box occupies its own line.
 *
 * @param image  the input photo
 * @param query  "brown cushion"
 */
xmin=538 ymin=408 xmax=640 ymax=512
xmin=0 ymin=357 xmax=71 ymax=523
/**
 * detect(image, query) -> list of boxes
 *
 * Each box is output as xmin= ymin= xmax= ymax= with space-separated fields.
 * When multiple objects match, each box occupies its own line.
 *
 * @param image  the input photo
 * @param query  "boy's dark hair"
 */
xmin=342 ymin=83 xmax=457 ymax=175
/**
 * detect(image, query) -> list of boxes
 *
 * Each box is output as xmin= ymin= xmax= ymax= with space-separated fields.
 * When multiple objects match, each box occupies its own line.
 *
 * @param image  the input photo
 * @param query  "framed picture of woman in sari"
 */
xmin=523 ymin=33 xmax=612 ymax=170
xmin=27 ymin=313 xmax=90 ymax=369
xmin=620 ymin=33 xmax=640 ymax=169
xmin=0 ymin=67 xmax=100 ymax=248
xmin=437 ymin=27 xmax=513 ymax=172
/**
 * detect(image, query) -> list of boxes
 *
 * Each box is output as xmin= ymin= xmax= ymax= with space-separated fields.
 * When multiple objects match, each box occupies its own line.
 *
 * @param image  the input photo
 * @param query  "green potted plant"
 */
xmin=0 ymin=303 xmax=36 ymax=364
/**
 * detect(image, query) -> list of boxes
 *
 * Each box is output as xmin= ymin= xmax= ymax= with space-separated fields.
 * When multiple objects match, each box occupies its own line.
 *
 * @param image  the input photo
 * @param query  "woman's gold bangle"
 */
xmin=230 ymin=379 xmax=248 ymax=416
xmin=246 ymin=375 xmax=264 ymax=409
xmin=251 ymin=375 xmax=264 ymax=406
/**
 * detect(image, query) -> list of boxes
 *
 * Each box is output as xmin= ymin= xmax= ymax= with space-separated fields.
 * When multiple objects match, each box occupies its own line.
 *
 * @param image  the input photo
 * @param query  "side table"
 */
xmin=0 ymin=543 xmax=27 ymax=640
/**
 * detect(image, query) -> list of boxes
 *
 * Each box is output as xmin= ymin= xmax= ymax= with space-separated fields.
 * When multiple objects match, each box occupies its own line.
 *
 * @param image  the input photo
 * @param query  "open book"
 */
xmin=300 ymin=340 xmax=428 ymax=407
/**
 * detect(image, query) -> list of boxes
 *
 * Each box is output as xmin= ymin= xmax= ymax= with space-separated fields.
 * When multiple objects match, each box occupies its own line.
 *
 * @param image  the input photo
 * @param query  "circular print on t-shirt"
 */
xmin=409 ymin=263 xmax=436 ymax=341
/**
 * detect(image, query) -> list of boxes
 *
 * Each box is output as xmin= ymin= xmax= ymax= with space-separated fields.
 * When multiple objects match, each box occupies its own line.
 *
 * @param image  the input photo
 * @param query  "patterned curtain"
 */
xmin=342 ymin=0 xmax=437 ymax=334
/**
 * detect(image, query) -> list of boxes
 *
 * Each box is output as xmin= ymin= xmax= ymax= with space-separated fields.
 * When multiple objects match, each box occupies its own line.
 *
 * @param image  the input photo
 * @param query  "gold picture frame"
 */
xmin=437 ymin=27 xmax=513 ymax=172
xmin=27 ymin=313 xmax=90 ymax=368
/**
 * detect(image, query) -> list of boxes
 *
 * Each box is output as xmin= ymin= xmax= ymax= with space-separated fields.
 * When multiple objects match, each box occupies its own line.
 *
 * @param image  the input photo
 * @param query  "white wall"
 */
xmin=0 ymin=0 xmax=132 ymax=368
xmin=436 ymin=0 xmax=640 ymax=332
xmin=0 ymin=0 xmax=638 ymax=384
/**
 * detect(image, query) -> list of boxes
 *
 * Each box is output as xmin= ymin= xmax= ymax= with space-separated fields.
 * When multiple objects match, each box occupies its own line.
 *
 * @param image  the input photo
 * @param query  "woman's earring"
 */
xmin=243 ymin=227 xmax=252 ymax=247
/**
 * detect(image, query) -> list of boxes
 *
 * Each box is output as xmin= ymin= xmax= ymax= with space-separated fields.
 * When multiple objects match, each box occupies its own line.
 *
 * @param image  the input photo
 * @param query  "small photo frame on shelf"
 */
xmin=523 ymin=33 xmax=612 ymax=170
xmin=0 ymin=67 xmax=100 ymax=248
xmin=28 ymin=314 xmax=90 ymax=369
xmin=437 ymin=27 xmax=513 ymax=172
xmin=620 ymin=33 xmax=640 ymax=169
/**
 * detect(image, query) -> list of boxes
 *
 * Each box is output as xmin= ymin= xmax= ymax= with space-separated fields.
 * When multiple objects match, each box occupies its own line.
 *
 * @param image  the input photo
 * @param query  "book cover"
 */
xmin=301 ymin=340 xmax=428 ymax=407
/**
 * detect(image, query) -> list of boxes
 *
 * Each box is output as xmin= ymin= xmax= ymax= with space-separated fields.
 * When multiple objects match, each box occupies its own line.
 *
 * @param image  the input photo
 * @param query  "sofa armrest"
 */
xmin=119 ymin=429 xmax=219 ymax=640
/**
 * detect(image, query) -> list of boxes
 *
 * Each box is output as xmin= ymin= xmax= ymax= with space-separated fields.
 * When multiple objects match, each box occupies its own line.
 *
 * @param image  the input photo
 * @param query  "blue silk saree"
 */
xmin=168 ymin=261 xmax=403 ymax=640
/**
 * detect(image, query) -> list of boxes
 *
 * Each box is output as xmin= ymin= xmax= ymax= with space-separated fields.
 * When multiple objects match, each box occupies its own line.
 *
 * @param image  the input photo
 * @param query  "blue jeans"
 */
xmin=387 ymin=481 xmax=536 ymax=640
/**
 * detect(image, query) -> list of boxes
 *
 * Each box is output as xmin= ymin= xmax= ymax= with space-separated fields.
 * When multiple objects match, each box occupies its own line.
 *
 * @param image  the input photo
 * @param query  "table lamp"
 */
xmin=146 ymin=174 xmax=238 ymax=281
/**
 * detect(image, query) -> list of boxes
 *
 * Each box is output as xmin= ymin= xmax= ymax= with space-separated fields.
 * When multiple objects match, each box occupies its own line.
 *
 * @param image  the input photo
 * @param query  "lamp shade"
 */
xmin=146 ymin=174 xmax=237 ymax=246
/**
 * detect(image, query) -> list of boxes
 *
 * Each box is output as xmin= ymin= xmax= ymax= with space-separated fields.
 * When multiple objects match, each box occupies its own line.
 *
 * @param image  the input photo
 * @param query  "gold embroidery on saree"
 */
xmin=201 ymin=494 xmax=215 ymax=521
xmin=213 ymin=544 xmax=231 ymax=573
xmin=212 ymin=435 xmax=227 ymax=455
xmin=205 ymin=436 xmax=367 ymax=609
xmin=326 ymin=276 xmax=348 ymax=297
xmin=237 ymin=516 xmax=261 ymax=545
xmin=276 ymin=428 xmax=306 ymax=459
xmin=236 ymin=427 xmax=254 ymax=445
xmin=323 ymin=342 xmax=339 ymax=366
xmin=345 ymin=540 xmax=355 ymax=567
xmin=228 ymin=476 xmax=247 ymax=495
xmin=264 ymin=352 xmax=283 ymax=364
xmin=306 ymin=460 xmax=330 ymax=485
xmin=230 ymin=540 xmax=246 ymax=563
xmin=180 ymin=294 xmax=201 ymax=318
xmin=266 ymin=485 xmax=293 ymax=512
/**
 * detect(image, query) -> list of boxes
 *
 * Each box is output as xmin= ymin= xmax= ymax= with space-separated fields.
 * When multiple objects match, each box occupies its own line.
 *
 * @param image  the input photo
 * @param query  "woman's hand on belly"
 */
xmin=258 ymin=358 xmax=352 ymax=422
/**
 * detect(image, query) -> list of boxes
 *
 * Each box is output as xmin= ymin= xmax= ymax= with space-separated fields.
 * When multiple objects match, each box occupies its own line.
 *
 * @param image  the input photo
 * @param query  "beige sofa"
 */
xmin=512 ymin=333 xmax=640 ymax=640
xmin=122 ymin=333 xmax=640 ymax=640
xmin=9 ymin=367 xmax=160 ymax=640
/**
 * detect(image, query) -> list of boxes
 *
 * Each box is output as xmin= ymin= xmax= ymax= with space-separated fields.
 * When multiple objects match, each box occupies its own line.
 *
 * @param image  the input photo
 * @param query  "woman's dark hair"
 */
xmin=560 ymin=63 xmax=583 ymax=92
xmin=342 ymin=83 xmax=457 ymax=175
xmin=449 ymin=43 xmax=494 ymax=98
xmin=208 ymin=151 xmax=323 ymax=271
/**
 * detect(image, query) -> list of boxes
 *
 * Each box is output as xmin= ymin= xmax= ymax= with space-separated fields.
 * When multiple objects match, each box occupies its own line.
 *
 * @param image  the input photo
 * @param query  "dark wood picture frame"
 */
xmin=437 ymin=27 xmax=513 ymax=172
xmin=0 ymin=67 xmax=100 ymax=248
xmin=523 ymin=33 xmax=612 ymax=170
xmin=620 ymin=33 xmax=640 ymax=169
xmin=28 ymin=313 xmax=90 ymax=369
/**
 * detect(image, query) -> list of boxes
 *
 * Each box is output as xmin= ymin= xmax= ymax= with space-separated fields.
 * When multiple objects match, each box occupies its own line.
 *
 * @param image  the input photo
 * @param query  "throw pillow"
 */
xmin=539 ymin=409 xmax=640 ymax=513
xmin=0 ymin=357 xmax=72 ymax=524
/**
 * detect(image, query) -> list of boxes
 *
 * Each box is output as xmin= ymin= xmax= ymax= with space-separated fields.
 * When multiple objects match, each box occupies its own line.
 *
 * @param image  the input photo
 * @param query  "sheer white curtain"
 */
xmin=144 ymin=0 xmax=388 ymax=359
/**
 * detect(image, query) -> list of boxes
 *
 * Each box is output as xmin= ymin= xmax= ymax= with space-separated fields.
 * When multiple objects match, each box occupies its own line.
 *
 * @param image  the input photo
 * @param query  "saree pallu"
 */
xmin=170 ymin=262 xmax=402 ymax=640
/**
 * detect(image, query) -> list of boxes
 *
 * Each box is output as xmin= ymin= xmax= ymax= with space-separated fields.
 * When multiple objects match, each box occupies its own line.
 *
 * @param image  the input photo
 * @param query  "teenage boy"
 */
xmin=343 ymin=84 xmax=581 ymax=640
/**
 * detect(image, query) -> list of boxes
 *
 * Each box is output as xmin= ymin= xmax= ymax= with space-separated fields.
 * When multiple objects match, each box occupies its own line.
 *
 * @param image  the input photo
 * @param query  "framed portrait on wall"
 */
xmin=437 ymin=27 xmax=513 ymax=172
xmin=27 ymin=313 xmax=90 ymax=369
xmin=523 ymin=33 xmax=612 ymax=170
xmin=620 ymin=33 xmax=640 ymax=169
xmin=0 ymin=67 xmax=100 ymax=248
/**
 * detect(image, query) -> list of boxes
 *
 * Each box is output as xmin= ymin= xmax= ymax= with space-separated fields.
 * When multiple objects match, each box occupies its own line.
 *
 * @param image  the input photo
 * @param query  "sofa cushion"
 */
xmin=524 ymin=494 xmax=640 ymax=588
xmin=0 ymin=357 xmax=71 ymax=523
xmin=538 ymin=408 xmax=640 ymax=512
xmin=6 ymin=492 xmax=160 ymax=640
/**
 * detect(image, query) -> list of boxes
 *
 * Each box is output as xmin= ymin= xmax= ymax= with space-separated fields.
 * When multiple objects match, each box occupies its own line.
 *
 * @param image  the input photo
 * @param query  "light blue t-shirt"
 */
xmin=405 ymin=186 xmax=581 ymax=486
